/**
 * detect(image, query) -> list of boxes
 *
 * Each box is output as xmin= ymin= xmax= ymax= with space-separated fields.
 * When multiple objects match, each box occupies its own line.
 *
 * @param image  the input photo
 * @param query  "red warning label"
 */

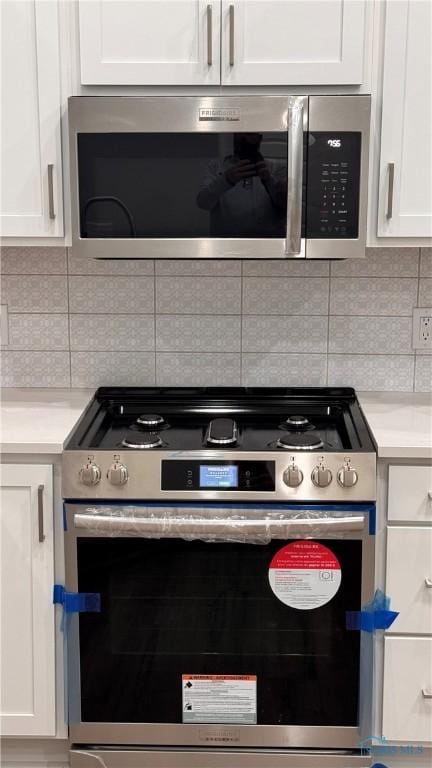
xmin=268 ymin=541 xmax=341 ymax=610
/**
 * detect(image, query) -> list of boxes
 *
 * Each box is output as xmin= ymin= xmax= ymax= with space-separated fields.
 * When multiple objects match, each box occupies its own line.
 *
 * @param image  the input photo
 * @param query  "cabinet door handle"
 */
xmin=428 ymin=491 xmax=432 ymax=501
xmin=422 ymin=688 xmax=432 ymax=699
xmin=229 ymin=4 xmax=235 ymax=66
xmin=386 ymin=161 xmax=394 ymax=219
xmin=48 ymin=164 xmax=56 ymax=220
xmin=206 ymin=5 xmax=212 ymax=66
xmin=38 ymin=484 xmax=45 ymax=543
xmin=425 ymin=578 xmax=432 ymax=588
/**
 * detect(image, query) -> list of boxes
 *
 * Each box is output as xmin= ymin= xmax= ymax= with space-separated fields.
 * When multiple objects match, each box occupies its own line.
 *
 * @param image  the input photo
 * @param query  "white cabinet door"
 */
xmin=378 ymin=0 xmax=432 ymax=237
xmin=383 ymin=637 xmax=432 ymax=743
xmin=221 ymin=0 xmax=366 ymax=85
xmin=0 ymin=1 xmax=63 ymax=237
xmin=79 ymin=0 xmax=221 ymax=85
xmin=0 ymin=464 xmax=55 ymax=737
xmin=386 ymin=527 xmax=432 ymax=634
xmin=388 ymin=465 xmax=432 ymax=523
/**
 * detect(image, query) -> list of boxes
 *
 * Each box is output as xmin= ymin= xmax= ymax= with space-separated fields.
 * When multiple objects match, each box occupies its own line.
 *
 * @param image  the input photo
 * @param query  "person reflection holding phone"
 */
xmin=196 ymin=133 xmax=286 ymax=236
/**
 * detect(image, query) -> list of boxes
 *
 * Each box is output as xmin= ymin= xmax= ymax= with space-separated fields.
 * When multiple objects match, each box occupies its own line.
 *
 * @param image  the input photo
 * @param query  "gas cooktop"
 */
xmin=62 ymin=387 xmax=376 ymax=503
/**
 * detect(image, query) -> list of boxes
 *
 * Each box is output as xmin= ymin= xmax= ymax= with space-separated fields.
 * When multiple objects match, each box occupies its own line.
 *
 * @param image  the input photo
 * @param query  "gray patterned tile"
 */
xmin=329 ymin=316 xmax=413 ymax=355
xmin=328 ymin=355 xmax=415 ymax=391
xmin=418 ymin=278 xmax=432 ymax=306
xmin=420 ymin=248 xmax=432 ymax=277
xmin=242 ymin=354 xmax=327 ymax=386
xmin=414 ymin=356 xmax=432 ymax=392
xmin=243 ymin=278 xmax=329 ymax=315
xmin=156 ymin=353 xmax=240 ymax=386
xmin=156 ymin=277 xmax=241 ymax=314
xmin=156 ymin=316 xmax=240 ymax=352
xmin=330 ymin=278 xmax=418 ymax=316
xmin=1 ymin=351 xmax=70 ymax=387
xmin=0 ymin=246 xmax=67 ymax=274
xmin=1 ymin=276 xmax=68 ymax=312
xmin=71 ymin=352 xmax=155 ymax=387
xmin=331 ymin=247 xmax=419 ymax=277
xmin=1 ymin=314 xmax=69 ymax=350
xmin=69 ymin=276 xmax=154 ymax=314
xmin=242 ymin=316 xmax=327 ymax=353
xmin=70 ymin=315 xmax=154 ymax=351
xmin=68 ymin=250 xmax=154 ymax=275
xmin=243 ymin=260 xmax=329 ymax=277
xmin=155 ymin=260 xmax=241 ymax=276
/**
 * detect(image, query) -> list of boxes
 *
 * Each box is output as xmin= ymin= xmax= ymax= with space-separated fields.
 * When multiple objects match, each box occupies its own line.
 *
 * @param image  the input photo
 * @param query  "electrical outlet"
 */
xmin=413 ymin=308 xmax=432 ymax=350
xmin=0 ymin=304 xmax=8 ymax=345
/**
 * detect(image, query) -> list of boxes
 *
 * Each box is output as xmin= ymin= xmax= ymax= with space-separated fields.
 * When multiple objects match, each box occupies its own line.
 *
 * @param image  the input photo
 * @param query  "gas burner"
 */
xmin=285 ymin=415 xmax=309 ymax=428
xmin=121 ymin=432 xmax=163 ymax=449
xmin=136 ymin=413 xmax=165 ymax=429
xmin=276 ymin=432 xmax=324 ymax=451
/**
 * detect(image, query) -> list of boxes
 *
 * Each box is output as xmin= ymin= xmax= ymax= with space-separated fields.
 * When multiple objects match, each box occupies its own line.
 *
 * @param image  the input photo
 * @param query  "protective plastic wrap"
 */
xmin=73 ymin=504 xmax=366 ymax=544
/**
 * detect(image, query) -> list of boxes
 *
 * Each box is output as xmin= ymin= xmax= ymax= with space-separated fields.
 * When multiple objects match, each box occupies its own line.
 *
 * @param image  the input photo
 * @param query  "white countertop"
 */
xmin=0 ymin=388 xmax=431 ymax=459
xmin=0 ymin=388 xmax=94 ymax=454
xmin=358 ymin=391 xmax=432 ymax=459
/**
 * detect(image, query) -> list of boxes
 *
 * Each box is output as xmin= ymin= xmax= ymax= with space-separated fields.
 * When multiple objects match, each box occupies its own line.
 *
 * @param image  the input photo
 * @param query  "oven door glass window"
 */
xmin=77 ymin=132 xmax=293 ymax=239
xmin=77 ymin=537 xmax=361 ymax=726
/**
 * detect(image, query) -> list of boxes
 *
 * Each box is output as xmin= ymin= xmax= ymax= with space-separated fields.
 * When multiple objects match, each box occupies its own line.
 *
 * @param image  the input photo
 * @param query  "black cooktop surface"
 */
xmin=65 ymin=387 xmax=375 ymax=453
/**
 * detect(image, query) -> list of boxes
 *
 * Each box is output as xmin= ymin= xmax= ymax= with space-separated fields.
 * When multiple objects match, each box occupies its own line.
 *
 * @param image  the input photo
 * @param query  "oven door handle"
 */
xmin=73 ymin=512 xmax=365 ymax=539
xmin=285 ymin=96 xmax=305 ymax=256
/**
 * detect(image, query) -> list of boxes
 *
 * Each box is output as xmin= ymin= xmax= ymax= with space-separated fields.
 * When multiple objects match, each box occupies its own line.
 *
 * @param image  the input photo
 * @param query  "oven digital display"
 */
xmin=199 ymin=465 xmax=238 ymax=488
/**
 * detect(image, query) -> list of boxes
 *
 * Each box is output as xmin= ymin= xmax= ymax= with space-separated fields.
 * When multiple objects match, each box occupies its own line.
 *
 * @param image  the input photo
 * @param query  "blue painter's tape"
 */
xmin=53 ymin=585 xmax=101 ymax=614
xmin=346 ymin=589 xmax=398 ymax=633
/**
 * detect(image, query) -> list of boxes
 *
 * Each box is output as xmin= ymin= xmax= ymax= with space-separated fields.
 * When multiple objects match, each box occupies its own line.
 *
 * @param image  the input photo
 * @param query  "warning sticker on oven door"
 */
xmin=268 ymin=541 xmax=341 ymax=610
xmin=182 ymin=675 xmax=257 ymax=724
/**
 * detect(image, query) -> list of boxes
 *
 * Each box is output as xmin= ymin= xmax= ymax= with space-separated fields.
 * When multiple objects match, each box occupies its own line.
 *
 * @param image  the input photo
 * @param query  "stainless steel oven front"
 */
xmin=65 ymin=501 xmax=375 ymax=767
xmin=69 ymin=95 xmax=370 ymax=261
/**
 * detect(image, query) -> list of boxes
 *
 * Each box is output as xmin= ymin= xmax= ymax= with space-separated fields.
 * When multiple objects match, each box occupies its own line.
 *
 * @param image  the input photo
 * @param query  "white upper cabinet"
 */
xmin=0 ymin=464 xmax=55 ymax=737
xmin=78 ymin=0 xmax=366 ymax=86
xmin=0 ymin=1 xmax=63 ymax=237
xmin=221 ymin=0 xmax=366 ymax=86
xmin=378 ymin=0 xmax=432 ymax=237
xmin=79 ymin=0 xmax=221 ymax=85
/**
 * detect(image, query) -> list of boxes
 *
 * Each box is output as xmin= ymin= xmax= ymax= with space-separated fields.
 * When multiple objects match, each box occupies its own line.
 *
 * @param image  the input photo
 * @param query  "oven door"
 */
xmin=64 ymin=503 xmax=374 ymax=752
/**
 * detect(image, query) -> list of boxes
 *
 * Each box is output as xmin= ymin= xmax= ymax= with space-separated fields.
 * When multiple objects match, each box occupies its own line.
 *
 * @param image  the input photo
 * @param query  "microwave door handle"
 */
xmin=286 ymin=98 xmax=304 ymax=256
xmin=73 ymin=512 xmax=365 ymax=539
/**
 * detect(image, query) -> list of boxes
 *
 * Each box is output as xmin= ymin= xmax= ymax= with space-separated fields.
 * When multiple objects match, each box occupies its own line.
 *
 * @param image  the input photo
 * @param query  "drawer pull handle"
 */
xmin=422 ymin=688 xmax=432 ymax=699
xmin=425 ymin=577 xmax=432 ymax=588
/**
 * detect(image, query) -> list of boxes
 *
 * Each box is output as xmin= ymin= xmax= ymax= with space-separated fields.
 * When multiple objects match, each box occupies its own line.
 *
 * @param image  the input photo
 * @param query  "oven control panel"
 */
xmin=306 ymin=132 xmax=361 ymax=239
xmin=161 ymin=460 xmax=275 ymax=492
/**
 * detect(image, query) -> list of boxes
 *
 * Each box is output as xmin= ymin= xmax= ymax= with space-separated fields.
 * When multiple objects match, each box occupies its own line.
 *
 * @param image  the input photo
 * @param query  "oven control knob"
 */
xmin=337 ymin=466 xmax=358 ymax=488
xmin=283 ymin=465 xmax=304 ymax=488
xmin=107 ymin=462 xmax=129 ymax=486
xmin=79 ymin=462 xmax=101 ymax=486
xmin=311 ymin=466 xmax=333 ymax=488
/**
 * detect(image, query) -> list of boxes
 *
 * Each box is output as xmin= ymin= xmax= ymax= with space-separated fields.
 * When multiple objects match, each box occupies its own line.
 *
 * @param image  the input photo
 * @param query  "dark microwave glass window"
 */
xmin=77 ymin=536 xmax=361 ymax=726
xmin=77 ymin=132 xmax=294 ymax=239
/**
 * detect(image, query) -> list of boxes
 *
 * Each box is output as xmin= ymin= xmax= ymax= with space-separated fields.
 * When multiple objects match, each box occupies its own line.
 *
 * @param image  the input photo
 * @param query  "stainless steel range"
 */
xmin=62 ymin=387 xmax=376 ymax=768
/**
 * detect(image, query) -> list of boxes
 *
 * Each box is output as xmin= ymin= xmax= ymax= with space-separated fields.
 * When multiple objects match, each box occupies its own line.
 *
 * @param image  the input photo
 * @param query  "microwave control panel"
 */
xmin=306 ymin=132 xmax=361 ymax=239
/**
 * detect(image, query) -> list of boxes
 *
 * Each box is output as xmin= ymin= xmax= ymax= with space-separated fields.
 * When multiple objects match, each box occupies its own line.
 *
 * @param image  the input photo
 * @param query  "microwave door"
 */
xmin=70 ymin=96 xmax=307 ymax=260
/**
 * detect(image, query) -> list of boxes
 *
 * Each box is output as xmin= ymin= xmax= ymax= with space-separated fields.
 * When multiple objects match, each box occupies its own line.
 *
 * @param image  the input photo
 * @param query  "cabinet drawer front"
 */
xmin=388 ymin=466 xmax=432 ymax=522
xmin=383 ymin=637 xmax=432 ymax=743
xmin=386 ymin=527 xmax=432 ymax=634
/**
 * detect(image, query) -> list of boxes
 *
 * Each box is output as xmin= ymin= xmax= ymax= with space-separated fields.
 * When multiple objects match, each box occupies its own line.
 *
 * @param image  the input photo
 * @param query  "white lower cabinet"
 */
xmin=0 ymin=464 xmax=56 ymax=736
xmin=383 ymin=637 xmax=432 ymax=743
xmin=386 ymin=527 xmax=432 ymax=634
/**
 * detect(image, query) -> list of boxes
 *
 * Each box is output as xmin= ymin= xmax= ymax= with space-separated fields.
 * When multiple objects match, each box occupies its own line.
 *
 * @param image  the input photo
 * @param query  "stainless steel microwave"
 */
xmin=69 ymin=95 xmax=370 ymax=260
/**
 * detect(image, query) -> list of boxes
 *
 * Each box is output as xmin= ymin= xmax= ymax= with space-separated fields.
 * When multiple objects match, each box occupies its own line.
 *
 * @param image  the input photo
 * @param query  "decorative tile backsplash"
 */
xmin=1 ymin=246 xmax=431 ymax=391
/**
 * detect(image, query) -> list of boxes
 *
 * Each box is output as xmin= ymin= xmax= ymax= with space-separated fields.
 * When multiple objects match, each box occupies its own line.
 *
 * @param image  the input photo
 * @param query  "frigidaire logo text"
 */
xmin=199 ymin=108 xmax=240 ymax=121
